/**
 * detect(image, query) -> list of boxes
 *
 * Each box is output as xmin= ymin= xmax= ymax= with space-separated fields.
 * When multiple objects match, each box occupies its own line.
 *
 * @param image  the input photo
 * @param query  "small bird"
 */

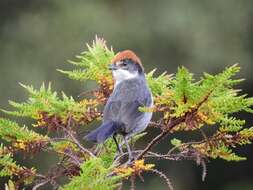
xmin=85 ymin=50 xmax=153 ymax=160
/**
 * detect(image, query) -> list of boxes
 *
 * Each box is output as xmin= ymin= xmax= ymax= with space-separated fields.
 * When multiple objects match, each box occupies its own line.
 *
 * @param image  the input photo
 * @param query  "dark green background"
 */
xmin=0 ymin=0 xmax=253 ymax=189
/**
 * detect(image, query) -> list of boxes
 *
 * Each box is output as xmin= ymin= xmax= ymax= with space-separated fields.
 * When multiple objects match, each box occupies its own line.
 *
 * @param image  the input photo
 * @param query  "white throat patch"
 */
xmin=112 ymin=69 xmax=138 ymax=86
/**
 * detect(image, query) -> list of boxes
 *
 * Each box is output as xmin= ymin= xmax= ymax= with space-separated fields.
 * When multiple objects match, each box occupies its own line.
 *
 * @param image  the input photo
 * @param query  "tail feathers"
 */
xmin=84 ymin=121 xmax=122 ymax=143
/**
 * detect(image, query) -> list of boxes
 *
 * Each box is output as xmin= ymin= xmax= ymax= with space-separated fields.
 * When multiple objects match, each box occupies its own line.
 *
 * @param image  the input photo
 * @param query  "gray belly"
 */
xmin=130 ymin=112 xmax=153 ymax=134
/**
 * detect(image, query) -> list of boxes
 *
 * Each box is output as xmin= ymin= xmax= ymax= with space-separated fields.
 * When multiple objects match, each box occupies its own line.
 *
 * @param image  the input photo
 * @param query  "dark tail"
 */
xmin=84 ymin=121 xmax=122 ymax=143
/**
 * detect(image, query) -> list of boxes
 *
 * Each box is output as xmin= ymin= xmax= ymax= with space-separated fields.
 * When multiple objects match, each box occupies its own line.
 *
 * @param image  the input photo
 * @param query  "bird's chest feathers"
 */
xmin=111 ymin=78 xmax=146 ymax=103
xmin=112 ymin=69 xmax=138 ymax=86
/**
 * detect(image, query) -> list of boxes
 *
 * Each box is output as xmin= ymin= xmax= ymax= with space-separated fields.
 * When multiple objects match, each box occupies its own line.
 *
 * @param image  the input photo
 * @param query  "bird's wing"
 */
xmin=103 ymin=99 xmax=148 ymax=124
xmin=103 ymin=78 xmax=152 ymax=126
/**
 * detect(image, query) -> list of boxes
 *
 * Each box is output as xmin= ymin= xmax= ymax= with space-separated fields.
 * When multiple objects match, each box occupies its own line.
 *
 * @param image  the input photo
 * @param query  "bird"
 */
xmin=85 ymin=50 xmax=153 ymax=160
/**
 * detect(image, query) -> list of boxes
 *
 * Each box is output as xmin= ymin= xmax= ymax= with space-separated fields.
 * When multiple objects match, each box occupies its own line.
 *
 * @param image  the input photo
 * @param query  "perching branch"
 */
xmin=60 ymin=117 xmax=96 ymax=158
xmin=137 ymin=116 xmax=185 ymax=159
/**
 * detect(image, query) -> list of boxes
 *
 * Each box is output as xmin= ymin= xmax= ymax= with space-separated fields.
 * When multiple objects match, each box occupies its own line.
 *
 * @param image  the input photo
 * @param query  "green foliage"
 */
xmin=167 ymin=64 xmax=253 ymax=119
xmin=61 ymin=158 xmax=122 ymax=190
xmin=2 ymin=83 xmax=102 ymax=130
xmin=0 ymin=145 xmax=35 ymax=182
xmin=0 ymin=118 xmax=47 ymax=143
xmin=58 ymin=37 xmax=115 ymax=83
xmin=170 ymin=138 xmax=182 ymax=147
xmin=146 ymin=69 xmax=172 ymax=97
xmin=219 ymin=116 xmax=245 ymax=132
xmin=98 ymin=138 xmax=118 ymax=168
xmin=209 ymin=144 xmax=246 ymax=161
xmin=0 ymin=154 xmax=20 ymax=177
xmin=173 ymin=67 xmax=195 ymax=104
xmin=237 ymin=127 xmax=253 ymax=145
xmin=3 ymin=83 xmax=77 ymax=119
xmin=158 ymin=65 xmax=253 ymax=161
xmin=5 ymin=180 xmax=15 ymax=190
xmin=51 ymin=140 xmax=78 ymax=154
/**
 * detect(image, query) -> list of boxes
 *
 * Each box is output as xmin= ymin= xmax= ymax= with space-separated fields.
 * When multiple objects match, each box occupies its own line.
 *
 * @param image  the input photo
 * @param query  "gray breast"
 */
xmin=102 ymin=77 xmax=153 ymax=135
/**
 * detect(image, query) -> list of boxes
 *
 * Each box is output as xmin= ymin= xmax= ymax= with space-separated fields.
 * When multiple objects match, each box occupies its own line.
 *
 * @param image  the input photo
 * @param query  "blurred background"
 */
xmin=0 ymin=0 xmax=253 ymax=189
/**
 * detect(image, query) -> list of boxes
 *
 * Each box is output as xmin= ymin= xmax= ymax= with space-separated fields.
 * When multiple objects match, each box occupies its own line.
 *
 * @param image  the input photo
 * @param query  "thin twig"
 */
xmin=199 ymin=128 xmax=212 ymax=148
xmin=50 ymin=137 xmax=72 ymax=142
xmin=201 ymin=159 xmax=207 ymax=181
xmin=149 ymin=121 xmax=166 ymax=128
xmin=144 ymin=152 xmax=199 ymax=161
xmin=167 ymin=141 xmax=204 ymax=155
xmin=137 ymin=117 xmax=185 ymax=160
xmin=65 ymin=128 xmax=95 ymax=157
xmin=61 ymin=116 xmax=96 ymax=158
xmin=137 ymin=130 xmax=167 ymax=160
xmin=150 ymin=169 xmax=173 ymax=190
xmin=61 ymin=150 xmax=82 ymax=166
xmin=77 ymin=89 xmax=97 ymax=98
xmin=47 ymin=139 xmax=82 ymax=166
xmin=35 ymin=174 xmax=47 ymax=179
xmin=130 ymin=175 xmax=136 ymax=190
xmin=32 ymin=179 xmax=50 ymax=190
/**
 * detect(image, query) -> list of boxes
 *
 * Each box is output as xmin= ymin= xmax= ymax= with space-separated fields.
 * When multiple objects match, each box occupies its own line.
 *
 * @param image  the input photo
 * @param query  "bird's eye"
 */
xmin=120 ymin=62 xmax=127 ymax=67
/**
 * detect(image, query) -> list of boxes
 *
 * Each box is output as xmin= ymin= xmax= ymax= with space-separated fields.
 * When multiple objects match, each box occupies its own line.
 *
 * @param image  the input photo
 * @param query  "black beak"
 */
xmin=108 ymin=64 xmax=118 ymax=70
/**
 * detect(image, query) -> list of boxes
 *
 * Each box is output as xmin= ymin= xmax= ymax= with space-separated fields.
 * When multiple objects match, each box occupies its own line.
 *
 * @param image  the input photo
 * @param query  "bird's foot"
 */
xmin=125 ymin=154 xmax=138 ymax=166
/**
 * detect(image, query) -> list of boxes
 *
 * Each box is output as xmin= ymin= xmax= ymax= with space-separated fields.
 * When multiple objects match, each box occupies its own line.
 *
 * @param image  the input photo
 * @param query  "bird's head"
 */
xmin=109 ymin=50 xmax=144 ymax=84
